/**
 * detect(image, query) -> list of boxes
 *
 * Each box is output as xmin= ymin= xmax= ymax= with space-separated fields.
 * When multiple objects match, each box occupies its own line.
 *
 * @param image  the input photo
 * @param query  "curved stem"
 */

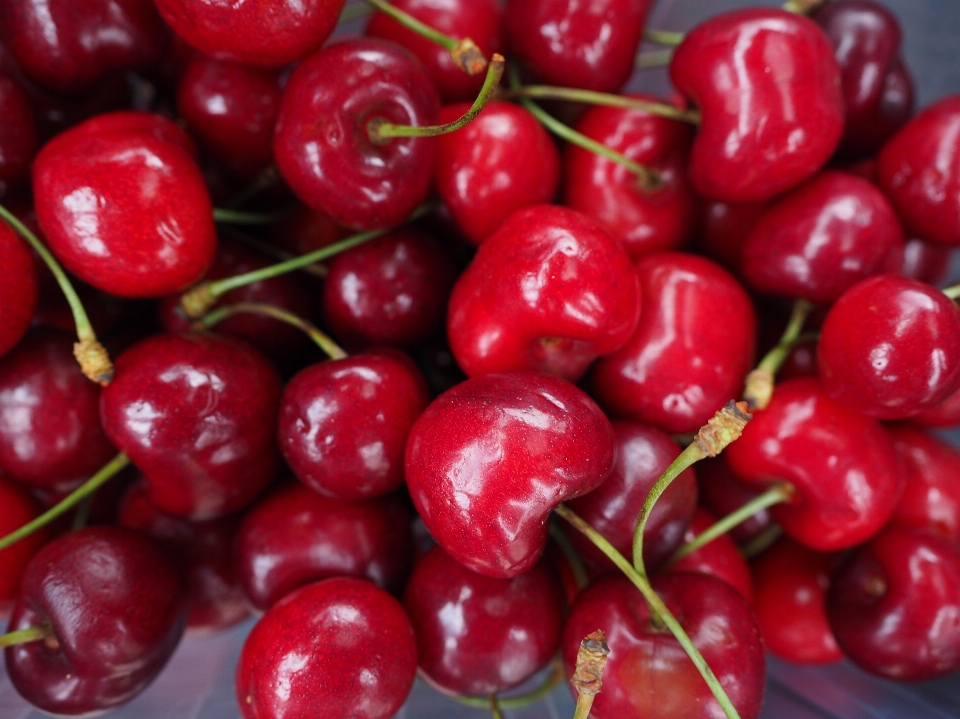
xmin=742 ymin=299 xmax=813 ymax=410
xmin=212 ymin=208 xmax=292 ymax=226
xmin=0 ymin=203 xmax=113 ymax=385
xmin=0 ymin=453 xmax=130 ymax=551
xmin=643 ymin=29 xmax=685 ymax=46
xmin=455 ymin=659 xmax=564 ymax=709
xmin=504 ymin=85 xmax=699 ymax=124
xmin=196 ymin=302 xmax=347 ymax=360
xmin=0 ymin=623 xmax=54 ymax=649
xmin=555 ymin=505 xmax=741 ymax=719
xmin=369 ymin=54 xmax=505 ymax=142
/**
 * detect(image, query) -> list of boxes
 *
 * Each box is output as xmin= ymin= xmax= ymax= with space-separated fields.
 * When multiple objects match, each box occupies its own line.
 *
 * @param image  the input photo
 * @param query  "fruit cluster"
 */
xmin=1 ymin=1 xmax=960 ymax=718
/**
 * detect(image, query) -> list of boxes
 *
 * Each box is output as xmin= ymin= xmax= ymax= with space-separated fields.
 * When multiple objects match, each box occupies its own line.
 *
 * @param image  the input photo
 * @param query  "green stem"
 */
xmin=643 ymin=29 xmax=685 ymax=46
xmin=0 ymin=453 xmax=130 ymax=551
xmin=489 ymin=695 xmax=505 ymax=719
xmin=943 ymin=284 xmax=960 ymax=300
xmin=455 ymin=659 xmax=564 ymax=709
xmin=505 ymin=85 xmax=699 ymax=124
xmin=783 ymin=0 xmax=827 ymax=13
xmin=0 ymin=623 xmax=54 ymax=649
xmin=636 ymin=48 xmax=674 ymax=69
xmin=550 ymin=520 xmax=589 ymax=590
xmin=212 ymin=208 xmax=292 ymax=226
xmin=573 ymin=695 xmax=595 ymax=719
xmin=196 ymin=302 xmax=347 ymax=360
xmin=743 ymin=299 xmax=813 ymax=410
xmin=219 ymin=227 xmax=328 ymax=278
xmin=555 ymin=505 xmax=741 ymax=719
xmin=666 ymin=483 xmax=794 ymax=565
xmin=741 ymin=523 xmax=785 ymax=559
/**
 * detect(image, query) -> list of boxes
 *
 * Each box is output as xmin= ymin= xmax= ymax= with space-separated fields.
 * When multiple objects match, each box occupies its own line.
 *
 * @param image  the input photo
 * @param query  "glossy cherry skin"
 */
xmin=725 ymin=377 xmax=901 ymax=551
xmin=322 ymin=228 xmax=460 ymax=349
xmin=503 ymin=0 xmax=652 ymax=93
xmin=4 ymin=526 xmax=188 ymax=716
xmin=827 ymin=525 xmax=960 ymax=680
xmin=448 ymin=205 xmax=640 ymax=382
xmin=0 ymin=220 xmax=36 ymax=358
xmin=740 ymin=171 xmax=904 ymax=304
xmin=751 ymin=538 xmax=842 ymax=665
xmin=274 ymin=38 xmax=440 ymax=231
xmin=404 ymin=546 xmax=563 ymax=696
xmin=32 ymin=111 xmax=216 ymax=298
xmin=0 ymin=70 xmax=37 ymax=197
xmin=0 ymin=328 xmax=117 ymax=494
xmin=888 ymin=426 xmax=960 ymax=543
xmin=0 ymin=0 xmax=169 ymax=95
xmin=818 ymin=275 xmax=960 ymax=419
xmin=434 ymin=101 xmax=560 ymax=245
xmin=236 ymin=577 xmax=417 ymax=719
xmin=235 ymin=482 xmax=414 ymax=612
xmin=562 ymin=573 xmax=765 ymax=719
xmin=0 ymin=475 xmax=49 ymax=617
xmin=589 ymin=252 xmax=756 ymax=434
xmin=100 ymin=332 xmax=282 ymax=520
xmin=564 ymin=421 xmax=697 ymax=573
xmin=365 ymin=0 xmax=502 ymax=103
xmin=279 ymin=351 xmax=430 ymax=500
xmin=564 ymin=98 xmax=696 ymax=259
xmin=876 ymin=95 xmax=960 ymax=246
xmin=812 ymin=0 xmax=914 ymax=159
xmin=695 ymin=457 xmax=773 ymax=545
xmin=670 ymin=8 xmax=844 ymax=203
xmin=406 ymin=371 xmax=615 ymax=578
xmin=155 ymin=0 xmax=344 ymax=68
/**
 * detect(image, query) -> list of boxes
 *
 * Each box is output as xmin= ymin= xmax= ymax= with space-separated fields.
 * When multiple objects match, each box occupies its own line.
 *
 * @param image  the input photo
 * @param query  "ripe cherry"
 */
xmin=0 ymin=70 xmax=37 ymax=197
xmin=0 ymin=219 xmax=36 ymax=358
xmin=888 ymin=426 xmax=960 ymax=543
xmin=0 ymin=476 xmax=49 ymax=617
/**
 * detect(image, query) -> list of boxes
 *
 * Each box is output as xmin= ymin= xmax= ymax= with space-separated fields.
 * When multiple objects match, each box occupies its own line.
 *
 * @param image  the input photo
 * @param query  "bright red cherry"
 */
xmin=888 ymin=426 xmax=960 ymax=543
xmin=0 ymin=220 xmax=36 ymax=358
xmin=670 ymin=8 xmax=844 ymax=202
xmin=0 ymin=476 xmax=49 ymax=617
xmin=0 ymin=70 xmax=37 ymax=197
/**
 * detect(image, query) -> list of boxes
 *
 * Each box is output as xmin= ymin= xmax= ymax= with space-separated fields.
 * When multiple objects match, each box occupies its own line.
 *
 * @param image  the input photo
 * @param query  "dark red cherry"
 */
xmin=0 ymin=70 xmax=37 ymax=197
xmin=154 ymin=0 xmax=344 ymax=68
xmin=236 ymin=577 xmax=417 ymax=719
xmin=564 ymin=421 xmax=697 ymax=573
xmin=564 ymin=97 xmax=696 ymax=259
xmin=695 ymin=457 xmax=774 ymax=545
xmin=434 ymin=101 xmax=560 ymax=245
xmin=32 ymin=111 xmax=217 ymax=298
xmin=694 ymin=198 xmax=768 ymax=271
xmin=897 ymin=237 xmax=952 ymax=286
xmin=404 ymin=546 xmax=563 ymax=696
xmin=827 ymin=525 xmax=960 ymax=680
xmin=0 ymin=328 xmax=116 ymax=494
xmin=562 ymin=573 xmax=765 ymax=719
xmin=406 ymin=371 xmax=615 ymax=578
xmin=279 ymin=351 xmax=430 ymax=500
xmin=725 ymin=377 xmax=901 ymax=551
xmin=274 ymin=38 xmax=440 ymax=230
xmin=234 ymin=482 xmax=414 ymax=611
xmin=268 ymin=204 xmax=349 ymax=258
xmin=0 ymin=220 xmax=36 ymax=358
xmin=447 ymin=205 xmax=640 ymax=382
xmin=589 ymin=251 xmax=756 ymax=434
xmin=365 ymin=0 xmax=503 ymax=103
xmin=100 ymin=332 xmax=282 ymax=520
xmin=0 ymin=476 xmax=49 ymax=617
xmin=503 ymin=0 xmax=652 ymax=93
xmin=670 ymin=8 xmax=844 ymax=202
xmin=4 ymin=526 xmax=187 ymax=716
xmin=888 ymin=426 xmax=960 ymax=543
xmin=818 ymin=275 xmax=960 ymax=419
xmin=740 ymin=171 xmax=904 ymax=304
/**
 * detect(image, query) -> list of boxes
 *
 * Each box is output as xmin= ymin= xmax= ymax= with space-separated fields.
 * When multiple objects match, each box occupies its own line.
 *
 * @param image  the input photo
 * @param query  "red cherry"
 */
xmin=236 ymin=577 xmax=417 ymax=719
xmin=0 ymin=220 xmax=36 ymax=358
xmin=897 ymin=237 xmax=952 ymax=286
xmin=0 ymin=70 xmax=37 ymax=197
xmin=888 ymin=426 xmax=960 ymax=543
xmin=670 ymin=8 xmax=844 ymax=202
xmin=0 ymin=476 xmax=49 ymax=617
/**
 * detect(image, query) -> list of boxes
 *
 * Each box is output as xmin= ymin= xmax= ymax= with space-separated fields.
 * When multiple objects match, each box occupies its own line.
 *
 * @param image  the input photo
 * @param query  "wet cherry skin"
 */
xmin=447 ymin=205 xmax=641 ymax=382
xmin=274 ymin=38 xmax=441 ymax=231
xmin=0 ymin=70 xmax=38 ymax=197
xmin=234 ymin=482 xmax=414 ymax=612
xmin=235 ymin=577 xmax=417 ymax=719
xmin=817 ymin=275 xmax=960 ymax=419
xmin=404 ymin=547 xmax=563 ymax=696
xmin=0 ymin=220 xmax=36 ymax=359
xmin=100 ymin=332 xmax=282 ymax=521
xmin=888 ymin=426 xmax=960 ymax=543
xmin=405 ymin=371 xmax=616 ymax=578
xmin=0 ymin=475 xmax=49 ymax=617
xmin=670 ymin=8 xmax=844 ymax=203
xmin=4 ymin=526 xmax=188 ymax=716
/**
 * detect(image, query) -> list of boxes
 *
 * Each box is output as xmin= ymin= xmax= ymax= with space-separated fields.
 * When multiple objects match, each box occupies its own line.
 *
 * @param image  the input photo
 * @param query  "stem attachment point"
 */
xmin=73 ymin=337 xmax=114 ymax=385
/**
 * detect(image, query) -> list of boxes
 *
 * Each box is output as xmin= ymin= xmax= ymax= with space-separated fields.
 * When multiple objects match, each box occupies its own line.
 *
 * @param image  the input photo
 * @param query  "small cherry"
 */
xmin=0 ymin=218 xmax=37 ymax=358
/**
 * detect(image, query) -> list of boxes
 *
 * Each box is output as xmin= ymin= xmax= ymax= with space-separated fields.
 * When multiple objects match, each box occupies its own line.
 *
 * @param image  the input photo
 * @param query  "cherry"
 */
xmin=0 ymin=70 xmax=37 ymax=198
xmin=4 ymin=526 xmax=187 ymax=716
xmin=589 ymin=251 xmax=756 ymax=434
xmin=236 ymin=577 xmax=417 ymax=719
xmin=0 ymin=476 xmax=49 ymax=617
xmin=406 ymin=370 xmax=615 ymax=578
xmin=273 ymin=38 xmax=440 ymax=230
xmin=888 ymin=426 xmax=960 ymax=543
xmin=817 ymin=275 xmax=960 ymax=419
xmin=563 ymin=96 xmax=696 ymax=259
xmin=0 ymin=219 xmax=36 ymax=358
xmin=434 ymin=101 xmax=560 ymax=245
xmin=447 ymin=204 xmax=641 ymax=382
xmin=827 ymin=525 xmax=960 ymax=680
xmin=897 ymin=237 xmax=953 ymax=286
xmin=670 ymin=8 xmax=844 ymax=202
xmin=100 ymin=332 xmax=282 ymax=520
xmin=694 ymin=198 xmax=768 ymax=271
xmin=695 ymin=457 xmax=774 ymax=545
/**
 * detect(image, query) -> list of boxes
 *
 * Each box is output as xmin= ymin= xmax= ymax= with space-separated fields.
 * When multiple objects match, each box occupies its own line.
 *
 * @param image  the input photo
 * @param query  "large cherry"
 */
xmin=0 ymin=475 xmax=49 ymax=617
xmin=888 ymin=426 xmax=960 ymax=543
xmin=405 ymin=371 xmax=615 ymax=578
xmin=0 ymin=70 xmax=37 ymax=197
xmin=0 ymin=219 xmax=36 ymax=358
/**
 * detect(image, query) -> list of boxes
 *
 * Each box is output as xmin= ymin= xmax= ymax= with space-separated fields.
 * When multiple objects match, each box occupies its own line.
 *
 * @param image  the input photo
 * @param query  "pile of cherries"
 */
xmin=2 ymin=0 xmax=960 ymax=718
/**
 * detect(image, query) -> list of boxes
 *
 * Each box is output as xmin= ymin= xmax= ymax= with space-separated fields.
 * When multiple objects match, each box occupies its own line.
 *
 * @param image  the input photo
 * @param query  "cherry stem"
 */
xmin=455 ymin=658 xmax=564 ymax=709
xmin=783 ymin=0 xmax=828 ymax=14
xmin=368 ymin=54 xmax=505 ymax=142
xmin=555 ymin=504 xmax=742 ymax=719
xmin=549 ymin=520 xmax=589 ymax=590
xmin=743 ymin=298 xmax=813 ymax=410
xmin=0 ymin=622 xmax=54 ymax=650
xmin=507 ymin=65 xmax=662 ymax=191
xmin=338 ymin=2 xmax=373 ymax=24
xmin=741 ymin=523 xmax=785 ymax=559
xmin=571 ymin=629 xmax=609 ymax=719
xmin=488 ymin=695 xmax=505 ymax=719
xmin=632 ymin=401 xmax=753 ymax=577
xmin=666 ymin=483 xmax=794 ymax=565
xmin=643 ymin=29 xmax=685 ymax=46
xmin=212 ymin=207 xmax=292 ymax=225
xmin=0 ymin=203 xmax=113 ymax=385
xmin=195 ymin=302 xmax=347 ymax=360
xmin=942 ymin=284 xmax=960 ymax=300
xmin=636 ymin=48 xmax=674 ymax=69
xmin=363 ymin=0 xmax=487 ymax=74
xmin=504 ymin=85 xmax=700 ymax=124
xmin=0 ymin=453 xmax=130 ymax=552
